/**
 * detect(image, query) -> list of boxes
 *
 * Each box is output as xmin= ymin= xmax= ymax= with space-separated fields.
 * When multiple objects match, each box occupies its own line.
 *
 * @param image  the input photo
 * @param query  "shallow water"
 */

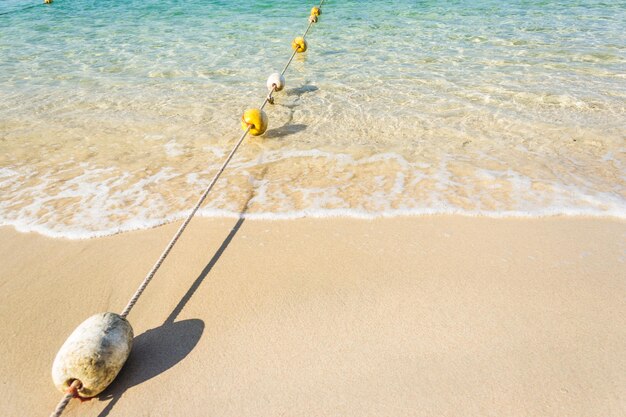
xmin=1 ymin=0 xmax=625 ymax=238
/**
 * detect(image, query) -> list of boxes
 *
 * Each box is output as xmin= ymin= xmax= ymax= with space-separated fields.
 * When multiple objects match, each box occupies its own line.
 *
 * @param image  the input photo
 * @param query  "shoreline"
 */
xmin=2 ymin=210 xmax=626 ymax=240
xmin=1 ymin=215 xmax=625 ymax=416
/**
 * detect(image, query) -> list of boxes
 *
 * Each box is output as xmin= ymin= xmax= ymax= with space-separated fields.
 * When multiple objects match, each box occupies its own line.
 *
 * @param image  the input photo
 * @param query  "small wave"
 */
xmin=2 ymin=206 xmax=625 ymax=240
xmin=1 ymin=148 xmax=625 ymax=239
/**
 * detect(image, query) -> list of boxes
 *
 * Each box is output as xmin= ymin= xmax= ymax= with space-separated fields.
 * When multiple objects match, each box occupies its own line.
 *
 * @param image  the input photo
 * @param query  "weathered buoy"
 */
xmin=266 ymin=73 xmax=286 ymax=92
xmin=309 ymin=14 xmax=318 ymax=23
xmin=291 ymin=36 xmax=308 ymax=53
xmin=241 ymin=108 xmax=268 ymax=136
xmin=52 ymin=312 xmax=133 ymax=398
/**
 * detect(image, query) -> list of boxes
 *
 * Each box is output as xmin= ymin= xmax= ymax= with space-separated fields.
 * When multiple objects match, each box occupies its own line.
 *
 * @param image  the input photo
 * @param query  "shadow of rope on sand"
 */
xmin=96 ymin=215 xmax=246 ymax=416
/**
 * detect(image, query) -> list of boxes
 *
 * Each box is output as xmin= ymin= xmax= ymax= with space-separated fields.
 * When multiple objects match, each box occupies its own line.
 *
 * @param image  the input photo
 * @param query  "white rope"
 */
xmin=119 ymin=125 xmax=251 ymax=319
xmin=120 ymin=0 xmax=325 ymax=320
xmin=49 ymin=393 xmax=73 ymax=417
xmin=50 ymin=380 xmax=81 ymax=417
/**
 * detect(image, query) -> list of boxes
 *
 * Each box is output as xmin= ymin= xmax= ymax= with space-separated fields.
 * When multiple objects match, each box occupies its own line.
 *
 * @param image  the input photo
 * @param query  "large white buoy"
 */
xmin=266 ymin=72 xmax=286 ymax=92
xmin=52 ymin=312 xmax=133 ymax=398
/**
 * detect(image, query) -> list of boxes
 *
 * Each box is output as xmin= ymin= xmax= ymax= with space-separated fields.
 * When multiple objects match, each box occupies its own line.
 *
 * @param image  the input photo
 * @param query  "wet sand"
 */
xmin=0 ymin=216 xmax=624 ymax=416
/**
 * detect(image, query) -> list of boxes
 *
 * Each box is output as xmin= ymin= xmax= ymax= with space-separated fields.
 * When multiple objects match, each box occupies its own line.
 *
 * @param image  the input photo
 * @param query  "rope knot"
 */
xmin=66 ymin=380 xmax=90 ymax=402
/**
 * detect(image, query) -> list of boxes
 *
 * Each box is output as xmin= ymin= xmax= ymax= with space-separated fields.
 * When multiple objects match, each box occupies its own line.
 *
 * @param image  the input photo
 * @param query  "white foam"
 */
xmin=1 ymin=149 xmax=625 ymax=240
xmin=164 ymin=140 xmax=184 ymax=157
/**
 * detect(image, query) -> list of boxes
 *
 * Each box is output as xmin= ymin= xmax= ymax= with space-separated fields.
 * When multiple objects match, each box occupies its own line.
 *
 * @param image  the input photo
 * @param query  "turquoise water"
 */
xmin=1 ymin=0 xmax=625 ymax=237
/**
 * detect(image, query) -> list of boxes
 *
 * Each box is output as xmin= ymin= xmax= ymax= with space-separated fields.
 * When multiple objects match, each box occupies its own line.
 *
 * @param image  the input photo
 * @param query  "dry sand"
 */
xmin=0 ymin=216 xmax=625 ymax=416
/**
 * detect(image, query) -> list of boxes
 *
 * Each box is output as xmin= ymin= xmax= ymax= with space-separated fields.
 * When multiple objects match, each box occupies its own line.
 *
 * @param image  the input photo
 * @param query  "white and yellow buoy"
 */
xmin=51 ymin=312 xmax=133 ymax=398
xmin=241 ymin=108 xmax=268 ymax=136
xmin=291 ymin=36 xmax=308 ymax=53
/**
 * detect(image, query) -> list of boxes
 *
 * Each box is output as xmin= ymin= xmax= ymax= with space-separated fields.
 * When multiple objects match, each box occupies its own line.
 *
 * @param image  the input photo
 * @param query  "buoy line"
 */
xmin=49 ymin=1 xmax=326 ymax=416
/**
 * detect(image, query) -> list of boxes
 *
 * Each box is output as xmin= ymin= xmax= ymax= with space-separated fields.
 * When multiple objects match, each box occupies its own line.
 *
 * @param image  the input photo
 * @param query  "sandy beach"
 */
xmin=1 ymin=216 xmax=624 ymax=416
xmin=2 ymin=1 xmax=625 ymax=416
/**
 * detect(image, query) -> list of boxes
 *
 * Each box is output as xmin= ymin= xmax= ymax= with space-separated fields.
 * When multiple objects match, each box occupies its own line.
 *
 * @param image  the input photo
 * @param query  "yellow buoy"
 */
xmin=291 ymin=36 xmax=308 ymax=53
xmin=241 ymin=108 xmax=268 ymax=136
xmin=44 ymin=0 xmax=53 ymax=4
xmin=311 ymin=7 xmax=321 ymax=17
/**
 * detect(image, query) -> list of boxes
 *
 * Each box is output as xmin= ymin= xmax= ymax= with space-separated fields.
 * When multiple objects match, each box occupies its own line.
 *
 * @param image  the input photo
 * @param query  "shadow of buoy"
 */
xmin=286 ymin=84 xmax=319 ymax=96
xmin=265 ymin=123 xmax=307 ymax=139
xmin=97 ymin=319 xmax=204 ymax=416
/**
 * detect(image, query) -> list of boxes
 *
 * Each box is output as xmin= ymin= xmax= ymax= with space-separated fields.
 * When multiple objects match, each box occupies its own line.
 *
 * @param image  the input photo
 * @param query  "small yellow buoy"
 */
xmin=51 ymin=312 xmax=133 ymax=398
xmin=291 ymin=36 xmax=308 ymax=53
xmin=311 ymin=7 xmax=321 ymax=17
xmin=241 ymin=108 xmax=268 ymax=136
xmin=44 ymin=0 xmax=53 ymax=4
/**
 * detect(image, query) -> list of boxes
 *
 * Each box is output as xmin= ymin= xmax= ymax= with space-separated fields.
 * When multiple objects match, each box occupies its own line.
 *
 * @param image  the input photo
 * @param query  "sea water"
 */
xmin=1 ymin=0 xmax=624 ymax=238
